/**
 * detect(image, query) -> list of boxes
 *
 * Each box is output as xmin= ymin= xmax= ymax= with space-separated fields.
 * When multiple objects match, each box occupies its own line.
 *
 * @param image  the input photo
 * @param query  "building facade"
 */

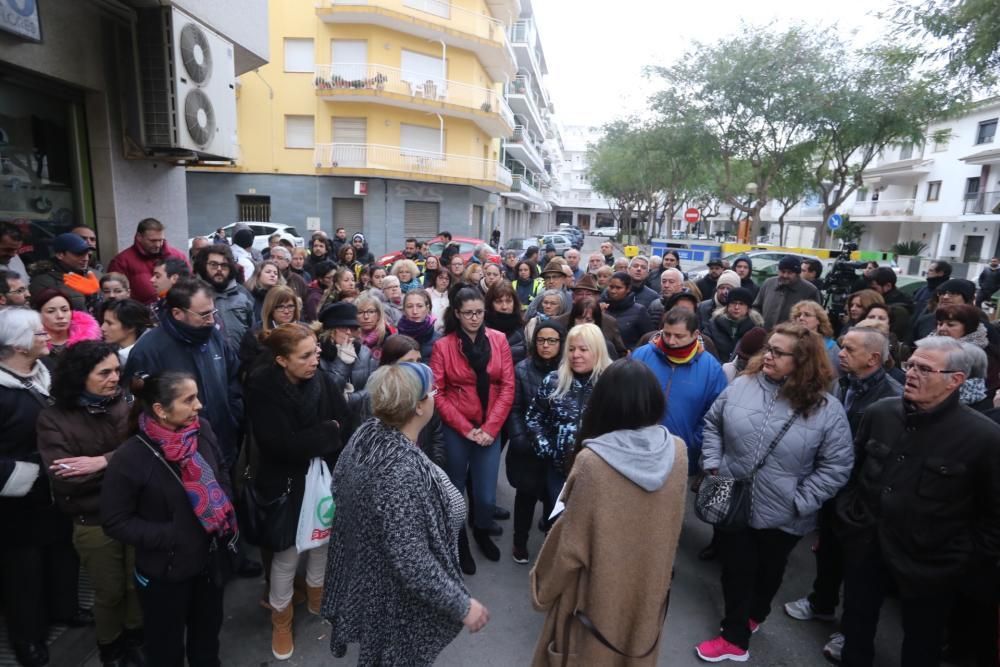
xmin=552 ymin=124 xmax=615 ymax=231
xmin=0 ymin=0 xmax=268 ymax=259
xmin=188 ymin=0 xmax=559 ymax=256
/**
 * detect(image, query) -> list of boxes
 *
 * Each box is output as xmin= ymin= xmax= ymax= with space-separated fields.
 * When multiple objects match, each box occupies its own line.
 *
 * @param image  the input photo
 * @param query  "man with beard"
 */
xmin=71 ymin=224 xmax=104 ymax=273
xmin=351 ymin=233 xmax=375 ymax=266
xmin=29 ymin=233 xmax=102 ymax=312
xmin=107 ymin=218 xmax=189 ymax=304
xmin=835 ymin=336 xmax=1000 ymax=667
xmin=0 ymin=269 xmax=28 ymax=307
xmin=697 ymin=269 xmax=740 ymax=326
xmin=753 ymin=255 xmax=820 ymax=330
xmin=0 ymin=223 xmax=29 ymax=284
xmin=696 ymin=259 xmax=725 ymax=302
xmin=632 ymin=307 xmax=727 ymax=474
xmin=330 ymin=227 xmax=348 ymax=257
xmin=193 ymin=245 xmax=254 ymax=351
xmin=586 ymin=252 xmax=604 ymax=276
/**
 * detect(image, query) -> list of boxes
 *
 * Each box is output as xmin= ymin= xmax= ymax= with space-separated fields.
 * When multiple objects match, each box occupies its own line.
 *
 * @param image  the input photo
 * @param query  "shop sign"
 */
xmin=1 ymin=0 xmax=41 ymax=42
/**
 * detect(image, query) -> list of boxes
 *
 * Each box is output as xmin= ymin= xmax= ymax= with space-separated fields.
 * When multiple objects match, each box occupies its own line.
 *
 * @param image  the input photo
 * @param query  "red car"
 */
xmin=377 ymin=235 xmax=500 ymax=266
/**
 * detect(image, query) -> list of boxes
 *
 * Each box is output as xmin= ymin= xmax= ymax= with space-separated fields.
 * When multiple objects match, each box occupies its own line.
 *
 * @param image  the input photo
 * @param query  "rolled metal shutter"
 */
xmin=404 ymin=200 xmax=440 ymax=240
xmin=333 ymin=197 xmax=364 ymax=237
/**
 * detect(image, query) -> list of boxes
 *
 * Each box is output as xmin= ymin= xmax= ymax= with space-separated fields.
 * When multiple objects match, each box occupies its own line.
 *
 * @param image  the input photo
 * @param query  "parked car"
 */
xmin=504 ymin=237 xmax=537 ymax=253
xmin=539 ymin=233 xmax=573 ymax=255
xmin=591 ymin=226 xmax=620 ymax=238
xmin=378 ymin=235 xmax=499 ymax=266
xmin=188 ymin=222 xmax=305 ymax=252
xmin=687 ymin=249 xmax=827 ymax=281
xmin=557 ymin=224 xmax=584 ymax=248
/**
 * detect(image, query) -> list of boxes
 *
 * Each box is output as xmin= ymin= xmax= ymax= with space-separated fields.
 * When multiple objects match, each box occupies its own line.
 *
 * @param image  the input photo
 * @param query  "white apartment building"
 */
xmin=760 ymin=97 xmax=1000 ymax=264
xmin=554 ymin=124 xmax=616 ymax=231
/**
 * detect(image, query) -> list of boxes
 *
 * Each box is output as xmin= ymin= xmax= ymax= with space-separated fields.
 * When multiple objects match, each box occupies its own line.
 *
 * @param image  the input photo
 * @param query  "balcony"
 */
xmin=504 ymin=125 xmax=545 ymax=172
xmin=850 ymin=198 xmax=916 ymax=218
xmin=963 ymin=191 xmax=1000 ymax=215
xmin=506 ymin=74 xmax=545 ymax=134
xmin=319 ymin=0 xmax=516 ymax=81
xmin=315 ymin=64 xmax=514 ymax=137
xmin=313 ymin=143 xmax=510 ymax=190
xmin=509 ymin=19 xmax=547 ymax=84
xmin=960 ymin=147 xmax=1000 ymax=166
xmin=507 ymin=173 xmax=545 ymax=205
xmin=861 ymin=158 xmax=932 ymax=186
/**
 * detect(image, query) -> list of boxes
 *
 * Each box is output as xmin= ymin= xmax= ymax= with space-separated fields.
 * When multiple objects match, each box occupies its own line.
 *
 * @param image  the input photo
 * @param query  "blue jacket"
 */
xmin=631 ymin=338 xmax=728 ymax=474
xmin=124 ymin=316 xmax=243 ymax=467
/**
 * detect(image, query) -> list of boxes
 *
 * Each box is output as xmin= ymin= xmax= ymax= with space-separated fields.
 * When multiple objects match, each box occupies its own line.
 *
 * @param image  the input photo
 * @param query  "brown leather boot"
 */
xmin=307 ymin=585 xmax=323 ymax=616
xmin=271 ymin=604 xmax=294 ymax=660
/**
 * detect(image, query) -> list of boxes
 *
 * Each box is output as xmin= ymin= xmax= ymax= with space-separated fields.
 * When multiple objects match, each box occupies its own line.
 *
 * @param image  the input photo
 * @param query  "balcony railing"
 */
xmin=508 ymin=74 xmax=545 ymax=128
xmin=511 ymin=173 xmax=542 ymax=200
xmin=508 ymin=125 xmax=544 ymax=166
xmin=313 ymin=143 xmax=507 ymax=184
xmin=850 ymin=199 xmax=916 ymax=217
xmin=329 ymin=0 xmax=505 ymax=43
xmin=963 ymin=191 xmax=1000 ymax=215
xmin=315 ymin=63 xmax=509 ymax=121
xmin=509 ymin=19 xmax=545 ymax=75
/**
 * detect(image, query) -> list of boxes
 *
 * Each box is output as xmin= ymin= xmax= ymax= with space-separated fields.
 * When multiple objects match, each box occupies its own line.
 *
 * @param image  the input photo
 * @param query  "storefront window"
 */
xmin=0 ymin=79 xmax=87 ymax=262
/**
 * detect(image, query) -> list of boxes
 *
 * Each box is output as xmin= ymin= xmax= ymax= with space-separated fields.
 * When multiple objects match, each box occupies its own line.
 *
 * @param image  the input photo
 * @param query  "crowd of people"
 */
xmin=1 ymin=218 xmax=999 ymax=666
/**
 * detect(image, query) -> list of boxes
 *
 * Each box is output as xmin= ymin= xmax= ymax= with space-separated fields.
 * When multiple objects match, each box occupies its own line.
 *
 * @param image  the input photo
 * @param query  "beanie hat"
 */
xmin=778 ymin=256 xmax=801 ymax=273
xmin=232 ymin=229 xmax=254 ymax=249
xmin=352 ymin=233 xmax=366 ymax=243
xmin=734 ymin=326 xmax=768 ymax=360
xmin=935 ymin=278 xmax=976 ymax=303
xmin=727 ymin=287 xmax=754 ymax=306
xmin=716 ymin=270 xmax=740 ymax=289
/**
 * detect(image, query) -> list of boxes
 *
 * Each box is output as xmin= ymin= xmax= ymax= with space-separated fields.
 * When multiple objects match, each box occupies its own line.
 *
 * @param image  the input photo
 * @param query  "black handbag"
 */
xmin=235 ymin=430 xmax=296 ymax=551
xmin=695 ymin=413 xmax=798 ymax=530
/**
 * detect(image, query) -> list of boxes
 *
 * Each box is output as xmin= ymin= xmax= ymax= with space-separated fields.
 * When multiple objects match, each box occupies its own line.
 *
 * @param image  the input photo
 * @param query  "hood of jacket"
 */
xmin=584 ymin=424 xmax=675 ymax=491
xmin=0 ymin=360 xmax=51 ymax=394
xmin=711 ymin=304 xmax=764 ymax=326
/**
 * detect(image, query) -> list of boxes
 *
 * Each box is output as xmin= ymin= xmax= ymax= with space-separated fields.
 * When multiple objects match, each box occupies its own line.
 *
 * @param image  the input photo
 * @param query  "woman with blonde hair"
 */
xmin=696 ymin=323 xmax=852 ymax=662
xmin=790 ymin=300 xmax=841 ymax=379
xmin=391 ymin=259 xmax=422 ymax=294
xmin=355 ymin=292 xmax=396 ymax=362
xmin=526 ymin=323 xmax=612 ymax=510
xmin=247 ymin=260 xmax=287 ymax=325
xmin=844 ymin=289 xmax=884 ymax=329
xmin=317 ymin=267 xmax=356 ymax=313
xmin=239 ymin=285 xmax=301 ymax=374
xmin=462 ymin=263 xmax=484 ymax=292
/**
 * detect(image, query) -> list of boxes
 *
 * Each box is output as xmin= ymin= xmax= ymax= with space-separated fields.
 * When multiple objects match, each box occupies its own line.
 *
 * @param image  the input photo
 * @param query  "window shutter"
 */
xmin=404 ymin=201 xmax=440 ymax=239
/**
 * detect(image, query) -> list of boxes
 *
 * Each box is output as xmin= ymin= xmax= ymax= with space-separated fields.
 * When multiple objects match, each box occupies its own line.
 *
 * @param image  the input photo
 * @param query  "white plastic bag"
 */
xmin=296 ymin=458 xmax=334 ymax=553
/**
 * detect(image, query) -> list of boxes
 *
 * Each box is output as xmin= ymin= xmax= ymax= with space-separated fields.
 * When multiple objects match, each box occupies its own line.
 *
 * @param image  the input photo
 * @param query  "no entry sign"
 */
xmin=684 ymin=208 xmax=700 ymax=224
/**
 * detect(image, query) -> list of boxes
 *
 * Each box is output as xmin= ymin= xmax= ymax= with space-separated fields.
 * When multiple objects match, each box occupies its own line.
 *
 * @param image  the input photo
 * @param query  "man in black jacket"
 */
xmin=870 ymin=267 xmax=913 ymax=343
xmin=977 ymin=257 xmax=1000 ymax=307
xmin=835 ymin=336 xmax=1000 ymax=667
xmin=783 ymin=327 xmax=902 ymax=648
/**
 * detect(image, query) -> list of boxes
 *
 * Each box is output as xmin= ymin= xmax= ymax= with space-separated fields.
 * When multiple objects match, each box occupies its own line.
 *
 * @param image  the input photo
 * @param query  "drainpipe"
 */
xmin=436 ymin=39 xmax=447 ymax=87
xmin=435 ymin=113 xmax=444 ymax=155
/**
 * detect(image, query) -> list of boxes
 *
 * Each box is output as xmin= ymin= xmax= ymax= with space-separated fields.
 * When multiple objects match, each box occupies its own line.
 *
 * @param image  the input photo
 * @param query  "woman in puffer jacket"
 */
xmin=504 ymin=320 xmax=566 ymax=565
xmin=316 ymin=302 xmax=378 ymax=418
xmin=526 ymin=323 xmax=611 ymax=514
xmin=695 ymin=323 xmax=853 ymax=663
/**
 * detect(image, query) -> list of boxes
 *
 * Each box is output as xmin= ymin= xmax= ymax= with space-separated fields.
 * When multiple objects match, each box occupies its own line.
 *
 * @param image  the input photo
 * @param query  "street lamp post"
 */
xmin=739 ymin=182 xmax=757 ymax=243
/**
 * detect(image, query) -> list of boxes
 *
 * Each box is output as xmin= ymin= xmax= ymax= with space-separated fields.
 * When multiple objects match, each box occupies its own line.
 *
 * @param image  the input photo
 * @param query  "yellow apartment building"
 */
xmin=187 ymin=0 xmax=559 ymax=254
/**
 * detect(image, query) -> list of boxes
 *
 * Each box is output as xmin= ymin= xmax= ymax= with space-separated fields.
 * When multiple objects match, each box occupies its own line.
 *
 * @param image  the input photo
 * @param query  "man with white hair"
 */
xmin=587 ymin=252 xmax=604 ymax=276
xmin=647 ymin=268 xmax=687 ymax=326
xmin=627 ymin=255 xmax=659 ymax=308
xmin=269 ymin=245 xmax=309 ymax=303
xmin=835 ymin=335 xmax=1000 ymax=667
xmin=563 ymin=248 xmax=584 ymax=282
xmin=645 ymin=254 xmax=663 ymax=290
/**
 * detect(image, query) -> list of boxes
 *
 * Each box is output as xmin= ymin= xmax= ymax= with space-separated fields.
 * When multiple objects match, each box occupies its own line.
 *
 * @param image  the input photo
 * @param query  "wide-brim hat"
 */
xmin=318 ymin=302 xmax=359 ymax=329
xmin=541 ymin=257 xmax=569 ymax=277
xmin=572 ymin=273 xmax=601 ymax=293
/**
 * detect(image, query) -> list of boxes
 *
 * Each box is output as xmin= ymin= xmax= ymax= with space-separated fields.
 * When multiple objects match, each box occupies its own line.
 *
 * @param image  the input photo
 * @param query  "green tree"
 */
xmin=833 ymin=215 xmax=866 ymax=245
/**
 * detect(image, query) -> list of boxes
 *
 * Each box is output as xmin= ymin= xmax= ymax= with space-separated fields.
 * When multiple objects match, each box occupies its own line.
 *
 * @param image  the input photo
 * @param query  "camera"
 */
xmin=824 ymin=243 xmax=866 ymax=323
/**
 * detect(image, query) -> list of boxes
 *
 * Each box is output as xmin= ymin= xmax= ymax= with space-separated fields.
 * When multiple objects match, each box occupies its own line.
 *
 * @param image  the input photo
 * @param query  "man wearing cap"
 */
xmin=550 ymin=274 xmax=626 ymax=358
xmin=231 ymin=228 xmax=256 ymax=281
xmin=627 ymin=256 xmax=659 ymax=308
xmin=648 ymin=268 xmax=687 ymax=326
xmin=752 ymin=255 xmax=820 ymax=330
xmin=28 ymin=232 xmax=102 ymax=312
xmin=910 ymin=278 xmax=976 ymax=344
xmin=697 ymin=269 xmax=741 ymax=326
xmin=696 ymin=259 xmax=725 ymax=301
xmin=107 ymin=218 xmax=189 ymax=304
xmin=525 ymin=257 xmax=573 ymax=318
xmin=351 ymin=233 xmax=375 ymax=265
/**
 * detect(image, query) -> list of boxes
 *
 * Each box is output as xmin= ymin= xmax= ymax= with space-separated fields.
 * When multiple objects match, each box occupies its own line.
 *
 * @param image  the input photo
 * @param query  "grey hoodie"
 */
xmin=583 ymin=424 xmax=676 ymax=492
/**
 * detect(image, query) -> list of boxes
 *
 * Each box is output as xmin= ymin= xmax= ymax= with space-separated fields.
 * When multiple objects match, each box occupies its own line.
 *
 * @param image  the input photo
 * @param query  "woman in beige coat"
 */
xmin=530 ymin=358 xmax=687 ymax=666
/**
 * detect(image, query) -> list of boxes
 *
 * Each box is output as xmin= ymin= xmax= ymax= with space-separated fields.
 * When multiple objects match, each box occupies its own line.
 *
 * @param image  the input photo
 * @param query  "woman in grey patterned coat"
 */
xmin=321 ymin=362 xmax=489 ymax=664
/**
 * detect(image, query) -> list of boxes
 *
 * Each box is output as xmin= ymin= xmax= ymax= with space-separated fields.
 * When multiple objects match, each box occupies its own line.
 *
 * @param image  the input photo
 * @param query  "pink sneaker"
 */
xmin=695 ymin=636 xmax=749 ymax=662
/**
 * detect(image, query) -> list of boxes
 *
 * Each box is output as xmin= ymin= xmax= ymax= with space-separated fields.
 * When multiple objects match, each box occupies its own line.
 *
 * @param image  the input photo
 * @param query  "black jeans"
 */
xmin=512 ymin=488 xmax=552 ymax=550
xmin=134 ymin=570 xmax=224 ymax=667
xmin=841 ymin=543 xmax=954 ymax=667
xmin=808 ymin=499 xmax=844 ymax=615
xmin=0 ymin=541 xmax=80 ymax=643
xmin=718 ymin=527 xmax=801 ymax=650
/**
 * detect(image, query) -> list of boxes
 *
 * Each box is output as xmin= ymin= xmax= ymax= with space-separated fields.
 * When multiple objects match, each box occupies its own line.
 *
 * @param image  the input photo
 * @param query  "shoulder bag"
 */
xmin=695 ymin=413 xmax=798 ymax=530
xmin=234 ymin=429 xmax=296 ymax=551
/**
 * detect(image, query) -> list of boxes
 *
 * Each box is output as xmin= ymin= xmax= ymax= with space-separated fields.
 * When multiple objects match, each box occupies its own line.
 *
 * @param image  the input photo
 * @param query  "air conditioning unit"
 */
xmin=137 ymin=7 xmax=237 ymax=160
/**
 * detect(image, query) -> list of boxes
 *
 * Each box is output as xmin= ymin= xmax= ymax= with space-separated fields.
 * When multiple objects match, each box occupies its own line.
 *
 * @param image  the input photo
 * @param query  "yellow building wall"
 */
xmin=234 ymin=0 xmax=506 ymax=176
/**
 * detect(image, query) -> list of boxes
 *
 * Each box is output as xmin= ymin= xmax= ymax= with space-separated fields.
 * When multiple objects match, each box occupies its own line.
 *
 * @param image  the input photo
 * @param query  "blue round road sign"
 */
xmin=827 ymin=214 xmax=843 ymax=231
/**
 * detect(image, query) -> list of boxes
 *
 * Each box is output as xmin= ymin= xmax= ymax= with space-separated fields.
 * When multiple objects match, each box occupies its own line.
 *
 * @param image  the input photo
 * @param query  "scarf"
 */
xmin=161 ymin=312 xmax=215 ymax=346
xmin=959 ymin=377 xmax=988 ymax=406
xmin=960 ymin=323 xmax=990 ymax=349
xmin=139 ymin=413 xmax=237 ymax=537
xmin=361 ymin=326 xmax=385 ymax=360
xmin=458 ymin=327 xmax=492 ymax=422
xmin=396 ymin=315 xmax=436 ymax=342
xmin=655 ymin=333 xmax=702 ymax=365
xmin=486 ymin=310 xmax=522 ymax=336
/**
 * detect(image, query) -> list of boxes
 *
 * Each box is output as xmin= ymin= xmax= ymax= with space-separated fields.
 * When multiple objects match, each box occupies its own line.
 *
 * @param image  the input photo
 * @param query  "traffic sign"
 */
xmin=827 ymin=213 xmax=843 ymax=231
xmin=684 ymin=208 xmax=700 ymax=224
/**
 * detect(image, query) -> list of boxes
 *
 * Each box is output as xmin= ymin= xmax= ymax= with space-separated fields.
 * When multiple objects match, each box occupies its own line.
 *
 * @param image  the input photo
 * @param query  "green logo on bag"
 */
xmin=317 ymin=496 xmax=335 ymax=527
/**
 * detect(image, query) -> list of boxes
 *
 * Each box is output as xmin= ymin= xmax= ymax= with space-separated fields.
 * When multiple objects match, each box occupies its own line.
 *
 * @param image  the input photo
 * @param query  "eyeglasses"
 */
xmin=9 ymin=286 xmax=27 ymax=295
xmin=901 ymin=361 xmax=961 ymax=376
xmin=273 ymin=303 xmax=296 ymax=311
xmin=206 ymin=261 xmax=228 ymax=270
xmin=357 ymin=309 xmax=379 ymax=317
xmin=762 ymin=344 xmax=794 ymax=359
xmin=184 ymin=308 xmax=218 ymax=322
xmin=536 ymin=337 xmax=560 ymax=345
xmin=459 ymin=309 xmax=485 ymax=319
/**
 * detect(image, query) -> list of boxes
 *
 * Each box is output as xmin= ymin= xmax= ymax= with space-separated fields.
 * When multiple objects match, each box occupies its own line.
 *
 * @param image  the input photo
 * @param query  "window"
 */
xmin=283 ymin=38 xmax=314 ymax=73
xmin=966 ymin=177 xmax=981 ymax=198
xmin=856 ymin=188 xmax=868 ymax=202
xmin=404 ymin=0 xmax=450 ymax=19
xmin=976 ymin=119 xmax=997 ymax=145
xmin=333 ymin=198 xmax=364 ymax=237
xmin=400 ymin=123 xmax=442 ymax=156
xmin=285 ymin=115 xmax=314 ymax=149
xmin=898 ymin=142 xmax=913 ymax=160
xmin=926 ymin=181 xmax=941 ymax=202
xmin=400 ymin=50 xmax=447 ymax=98
xmin=237 ymin=195 xmax=271 ymax=221
xmin=933 ymin=132 xmax=950 ymax=152
xmin=330 ymin=40 xmax=367 ymax=80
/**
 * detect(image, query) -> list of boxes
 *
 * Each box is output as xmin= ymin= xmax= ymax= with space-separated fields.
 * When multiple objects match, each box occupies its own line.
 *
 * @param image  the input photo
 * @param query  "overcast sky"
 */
xmin=532 ymin=0 xmax=900 ymax=130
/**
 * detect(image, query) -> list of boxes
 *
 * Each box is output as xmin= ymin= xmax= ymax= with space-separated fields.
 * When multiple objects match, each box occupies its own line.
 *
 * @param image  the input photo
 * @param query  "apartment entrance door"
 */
xmin=963 ymin=235 xmax=984 ymax=263
xmin=577 ymin=214 xmax=591 ymax=231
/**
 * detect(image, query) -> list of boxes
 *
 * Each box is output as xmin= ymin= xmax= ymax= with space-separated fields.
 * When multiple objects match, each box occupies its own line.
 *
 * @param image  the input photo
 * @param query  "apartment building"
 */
xmin=553 ymin=124 xmax=616 ymax=231
xmin=759 ymin=97 xmax=1000 ymax=264
xmin=0 ymin=0 xmax=267 ymax=258
xmin=188 ymin=0 xmax=554 ymax=255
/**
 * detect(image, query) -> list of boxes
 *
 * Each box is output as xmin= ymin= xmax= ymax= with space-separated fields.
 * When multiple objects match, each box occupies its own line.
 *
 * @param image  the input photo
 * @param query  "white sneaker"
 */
xmin=823 ymin=632 xmax=844 ymax=663
xmin=784 ymin=597 xmax=836 ymax=622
